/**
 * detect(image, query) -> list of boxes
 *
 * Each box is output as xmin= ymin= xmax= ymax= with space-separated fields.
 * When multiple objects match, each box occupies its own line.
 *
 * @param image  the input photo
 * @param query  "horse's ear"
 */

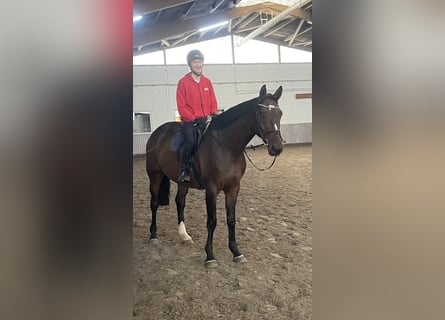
xmin=273 ymin=86 xmax=283 ymax=101
xmin=259 ymin=84 xmax=267 ymax=98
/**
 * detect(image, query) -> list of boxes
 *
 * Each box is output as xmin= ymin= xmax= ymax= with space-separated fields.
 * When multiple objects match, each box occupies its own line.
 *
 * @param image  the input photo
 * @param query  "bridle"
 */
xmin=255 ymin=103 xmax=283 ymax=145
xmin=243 ymin=103 xmax=283 ymax=171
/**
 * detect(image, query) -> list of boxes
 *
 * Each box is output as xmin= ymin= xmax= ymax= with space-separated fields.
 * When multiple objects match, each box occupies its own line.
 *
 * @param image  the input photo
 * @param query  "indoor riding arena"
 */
xmin=133 ymin=1 xmax=312 ymax=319
xmin=133 ymin=143 xmax=312 ymax=319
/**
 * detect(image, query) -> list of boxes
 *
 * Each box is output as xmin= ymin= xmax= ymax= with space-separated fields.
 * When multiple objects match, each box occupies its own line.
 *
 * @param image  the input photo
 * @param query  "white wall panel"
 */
xmin=165 ymin=66 xmax=191 ymax=85
xmin=280 ymin=63 xmax=312 ymax=81
xmin=133 ymin=85 xmax=175 ymax=126
xmin=133 ymin=66 xmax=169 ymax=85
xmin=205 ymin=65 xmax=236 ymax=84
xmin=133 ymin=133 xmax=150 ymax=155
xmin=213 ymin=83 xmax=238 ymax=111
xmin=234 ymin=64 xmax=280 ymax=83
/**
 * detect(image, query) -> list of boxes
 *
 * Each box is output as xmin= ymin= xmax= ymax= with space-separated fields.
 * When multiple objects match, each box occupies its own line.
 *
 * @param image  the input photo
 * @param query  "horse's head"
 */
xmin=255 ymin=85 xmax=284 ymax=156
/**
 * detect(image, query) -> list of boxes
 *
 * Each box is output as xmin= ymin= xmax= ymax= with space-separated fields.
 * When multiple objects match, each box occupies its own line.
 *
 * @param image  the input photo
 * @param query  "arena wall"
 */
xmin=133 ymin=63 xmax=312 ymax=154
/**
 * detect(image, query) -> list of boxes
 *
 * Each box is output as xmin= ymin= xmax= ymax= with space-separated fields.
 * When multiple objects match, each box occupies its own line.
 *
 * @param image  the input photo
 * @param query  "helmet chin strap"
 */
xmin=191 ymin=69 xmax=202 ymax=76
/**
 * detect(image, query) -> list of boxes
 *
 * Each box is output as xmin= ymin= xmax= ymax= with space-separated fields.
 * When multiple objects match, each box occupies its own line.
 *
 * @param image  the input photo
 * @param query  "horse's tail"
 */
xmin=158 ymin=175 xmax=170 ymax=206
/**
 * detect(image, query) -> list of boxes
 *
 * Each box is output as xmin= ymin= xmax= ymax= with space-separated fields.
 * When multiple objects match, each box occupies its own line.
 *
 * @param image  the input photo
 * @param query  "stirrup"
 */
xmin=178 ymin=170 xmax=190 ymax=182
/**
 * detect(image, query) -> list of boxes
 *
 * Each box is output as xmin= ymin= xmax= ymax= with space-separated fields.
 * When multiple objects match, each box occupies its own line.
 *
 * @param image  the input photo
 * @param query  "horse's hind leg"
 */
xmin=175 ymin=184 xmax=193 ymax=243
xmin=225 ymin=184 xmax=247 ymax=264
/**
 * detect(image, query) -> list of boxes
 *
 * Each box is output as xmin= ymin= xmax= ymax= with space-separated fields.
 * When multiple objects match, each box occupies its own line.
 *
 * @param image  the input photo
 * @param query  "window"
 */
xmin=133 ymin=112 xmax=151 ymax=133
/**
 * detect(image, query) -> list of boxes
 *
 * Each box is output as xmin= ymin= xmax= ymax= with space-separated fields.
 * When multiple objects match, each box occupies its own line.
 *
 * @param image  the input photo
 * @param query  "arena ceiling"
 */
xmin=133 ymin=0 xmax=312 ymax=56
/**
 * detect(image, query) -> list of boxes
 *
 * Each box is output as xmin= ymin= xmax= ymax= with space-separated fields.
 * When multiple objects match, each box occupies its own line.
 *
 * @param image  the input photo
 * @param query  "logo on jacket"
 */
xmin=204 ymin=87 xmax=209 ymax=91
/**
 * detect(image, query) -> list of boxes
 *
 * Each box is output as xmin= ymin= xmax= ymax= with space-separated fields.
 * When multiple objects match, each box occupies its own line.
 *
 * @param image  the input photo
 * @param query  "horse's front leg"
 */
xmin=175 ymin=184 xmax=193 ymax=243
xmin=225 ymin=184 xmax=247 ymax=264
xmin=148 ymin=175 xmax=161 ymax=241
xmin=204 ymin=187 xmax=218 ymax=268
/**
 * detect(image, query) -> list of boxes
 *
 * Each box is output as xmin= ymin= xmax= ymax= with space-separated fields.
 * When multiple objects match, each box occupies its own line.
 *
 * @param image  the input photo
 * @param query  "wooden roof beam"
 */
xmin=237 ymin=13 xmax=260 ymax=29
xmin=236 ymin=26 xmax=260 ymax=33
xmin=231 ymin=16 xmax=249 ymax=30
xmin=284 ymin=26 xmax=312 ymax=42
xmin=263 ymin=17 xmax=297 ymax=37
xmin=288 ymin=19 xmax=305 ymax=46
xmin=237 ymin=3 xmax=308 ymax=47
xmin=262 ymin=3 xmax=312 ymax=22
xmin=236 ymin=2 xmax=312 ymax=21
xmin=172 ymin=31 xmax=198 ymax=46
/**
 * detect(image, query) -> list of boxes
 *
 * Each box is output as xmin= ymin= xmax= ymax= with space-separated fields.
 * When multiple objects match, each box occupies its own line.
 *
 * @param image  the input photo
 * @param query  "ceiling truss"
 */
xmin=133 ymin=1 xmax=312 ymax=55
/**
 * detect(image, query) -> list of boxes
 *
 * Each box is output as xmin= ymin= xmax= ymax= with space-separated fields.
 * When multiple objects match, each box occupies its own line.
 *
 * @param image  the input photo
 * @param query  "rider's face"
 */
xmin=190 ymin=59 xmax=203 ymax=74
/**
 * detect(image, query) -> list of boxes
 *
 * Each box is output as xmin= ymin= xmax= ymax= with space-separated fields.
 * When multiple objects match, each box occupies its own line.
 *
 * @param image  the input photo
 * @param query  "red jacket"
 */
xmin=176 ymin=73 xmax=218 ymax=122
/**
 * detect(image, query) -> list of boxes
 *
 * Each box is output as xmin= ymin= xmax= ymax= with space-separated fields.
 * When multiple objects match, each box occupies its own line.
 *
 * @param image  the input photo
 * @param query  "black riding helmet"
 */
xmin=187 ymin=49 xmax=204 ymax=66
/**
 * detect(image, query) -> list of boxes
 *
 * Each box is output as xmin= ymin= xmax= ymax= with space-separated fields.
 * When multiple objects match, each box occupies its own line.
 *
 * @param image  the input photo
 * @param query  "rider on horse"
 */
xmin=176 ymin=49 xmax=218 ymax=182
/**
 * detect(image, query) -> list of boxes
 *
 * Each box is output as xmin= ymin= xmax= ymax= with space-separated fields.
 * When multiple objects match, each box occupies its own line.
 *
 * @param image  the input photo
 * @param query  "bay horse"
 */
xmin=145 ymin=84 xmax=284 ymax=268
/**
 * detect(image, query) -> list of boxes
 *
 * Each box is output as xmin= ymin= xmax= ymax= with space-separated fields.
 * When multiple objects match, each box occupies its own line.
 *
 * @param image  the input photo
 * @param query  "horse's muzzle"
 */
xmin=268 ymin=141 xmax=283 ymax=156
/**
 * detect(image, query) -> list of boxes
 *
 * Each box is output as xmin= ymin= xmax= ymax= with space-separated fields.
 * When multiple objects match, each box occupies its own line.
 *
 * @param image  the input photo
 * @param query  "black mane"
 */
xmin=210 ymin=97 xmax=258 ymax=130
xmin=210 ymin=94 xmax=278 ymax=130
xmin=211 ymin=93 xmax=278 ymax=130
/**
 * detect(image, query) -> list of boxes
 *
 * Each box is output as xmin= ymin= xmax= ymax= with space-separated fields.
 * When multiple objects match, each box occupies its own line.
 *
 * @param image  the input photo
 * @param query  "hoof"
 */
xmin=182 ymin=239 xmax=194 ymax=245
xmin=233 ymin=255 xmax=247 ymax=264
xmin=179 ymin=235 xmax=193 ymax=242
xmin=205 ymin=260 xmax=218 ymax=269
xmin=149 ymin=238 xmax=160 ymax=245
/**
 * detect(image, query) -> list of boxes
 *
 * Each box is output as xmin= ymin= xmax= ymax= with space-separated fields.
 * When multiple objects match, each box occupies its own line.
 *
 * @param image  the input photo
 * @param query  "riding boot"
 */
xmin=178 ymin=148 xmax=191 ymax=182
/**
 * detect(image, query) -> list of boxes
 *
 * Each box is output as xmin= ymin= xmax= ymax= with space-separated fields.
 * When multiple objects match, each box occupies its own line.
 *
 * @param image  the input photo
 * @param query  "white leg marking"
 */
xmin=178 ymin=221 xmax=192 ymax=242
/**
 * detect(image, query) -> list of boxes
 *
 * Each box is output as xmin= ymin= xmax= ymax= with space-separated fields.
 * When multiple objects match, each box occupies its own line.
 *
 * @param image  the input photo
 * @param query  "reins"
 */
xmin=244 ymin=148 xmax=277 ymax=171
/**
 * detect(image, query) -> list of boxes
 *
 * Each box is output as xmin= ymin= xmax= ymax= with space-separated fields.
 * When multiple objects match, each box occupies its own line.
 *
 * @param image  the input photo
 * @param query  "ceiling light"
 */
xmin=133 ymin=16 xmax=142 ymax=22
xmin=199 ymin=21 xmax=228 ymax=32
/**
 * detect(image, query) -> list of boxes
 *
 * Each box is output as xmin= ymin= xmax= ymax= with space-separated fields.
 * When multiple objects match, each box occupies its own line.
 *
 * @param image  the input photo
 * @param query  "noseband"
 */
xmin=255 ymin=103 xmax=283 ymax=145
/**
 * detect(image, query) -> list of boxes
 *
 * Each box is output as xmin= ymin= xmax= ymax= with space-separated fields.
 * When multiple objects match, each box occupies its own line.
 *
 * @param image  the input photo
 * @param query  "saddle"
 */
xmin=169 ymin=116 xmax=213 ymax=189
xmin=169 ymin=116 xmax=212 ymax=153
